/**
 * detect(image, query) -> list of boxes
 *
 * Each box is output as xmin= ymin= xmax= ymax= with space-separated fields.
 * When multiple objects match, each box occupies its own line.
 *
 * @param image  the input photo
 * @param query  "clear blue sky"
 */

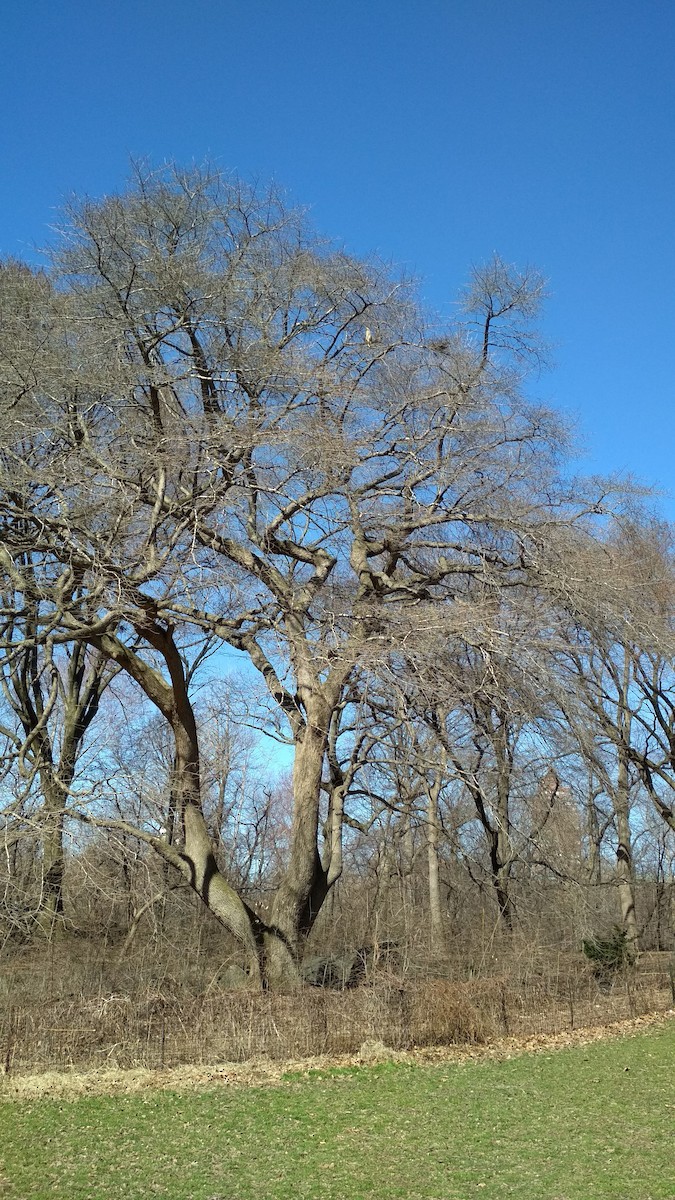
xmin=2 ymin=1 xmax=674 ymax=512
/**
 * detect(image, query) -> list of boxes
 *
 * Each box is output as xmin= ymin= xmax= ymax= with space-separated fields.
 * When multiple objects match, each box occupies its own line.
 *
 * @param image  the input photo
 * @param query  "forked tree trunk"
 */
xmin=95 ymin=628 xmax=341 ymax=989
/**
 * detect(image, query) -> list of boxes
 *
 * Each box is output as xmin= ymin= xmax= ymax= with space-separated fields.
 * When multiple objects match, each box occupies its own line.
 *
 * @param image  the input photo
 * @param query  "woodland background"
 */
xmin=1 ymin=166 xmax=674 ymax=1072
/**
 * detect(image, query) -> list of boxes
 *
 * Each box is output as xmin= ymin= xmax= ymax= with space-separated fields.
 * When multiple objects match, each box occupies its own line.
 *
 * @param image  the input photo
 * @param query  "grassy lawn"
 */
xmin=1 ymin=1023 xmax=674 ymax=1199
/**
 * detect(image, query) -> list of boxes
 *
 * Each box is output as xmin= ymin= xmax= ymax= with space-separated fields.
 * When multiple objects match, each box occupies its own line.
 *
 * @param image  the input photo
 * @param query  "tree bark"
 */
xmin=426 ymin=770 xmax=446 ymax=954
xmin=267 ymin=697 xmax=331 ymax=987
xmin=615 ymin=654 xmax=638 ymax=962
xmin=34 ymin=774 xmax=68 ymax=938
xmin=490 ymin=837 xmax=515 ymax=933
xmin=615 ymin=745 xmax=638 ymax=962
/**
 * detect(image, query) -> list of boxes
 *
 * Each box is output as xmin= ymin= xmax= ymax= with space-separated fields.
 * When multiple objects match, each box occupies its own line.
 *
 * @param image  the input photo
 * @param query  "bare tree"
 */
xmin=0 ymin=577 xmax=119 ymax=935
xmin=0 ymin=165 xmax=619 ymax=986
xmin=549 ymin=520 xmax=675 ymax=958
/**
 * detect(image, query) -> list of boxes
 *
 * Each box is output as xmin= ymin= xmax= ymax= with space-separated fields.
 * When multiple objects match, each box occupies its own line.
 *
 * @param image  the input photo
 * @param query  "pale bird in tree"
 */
xmin=364 ymin=327 xmax=373 ymax=345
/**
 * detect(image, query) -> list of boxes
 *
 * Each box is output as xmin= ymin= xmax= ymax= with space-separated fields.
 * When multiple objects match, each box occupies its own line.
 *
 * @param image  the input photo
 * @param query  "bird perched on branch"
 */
xmin=364 ymin=327 xmax=373 ymax=345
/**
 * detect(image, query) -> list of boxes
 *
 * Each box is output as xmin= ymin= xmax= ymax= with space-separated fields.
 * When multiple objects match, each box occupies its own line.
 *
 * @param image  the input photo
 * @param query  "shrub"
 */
xmin=582 ymin=928 xmax=630 ymax=987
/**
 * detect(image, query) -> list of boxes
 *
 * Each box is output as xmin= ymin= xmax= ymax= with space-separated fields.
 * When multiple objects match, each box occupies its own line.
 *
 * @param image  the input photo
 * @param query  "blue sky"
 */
xmin=2 ymin=0 xmax=674 ymax=511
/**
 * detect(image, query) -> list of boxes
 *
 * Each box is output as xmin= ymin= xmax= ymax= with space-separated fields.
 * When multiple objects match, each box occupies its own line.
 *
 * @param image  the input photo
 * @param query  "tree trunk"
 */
xmin=35 ymin=774 xmax=66 ymax=938
xmin=171 ymin=709 xmax=265 ymax=987
xmin=615 ymin=661 xmax=638 ymax=962
xmin=426 ymin=773 xmax=446 ymax=954
xmin=492 ymin=846 xmax=515 ymax=933
xmin=35 ymin=746 xmax=78 ymax=939
xmin=586 ymin=786 xmax=603 ymax=885
xmin=493 ymin=718 xmax=514 ymax=933
xmin=92 ymin=629 xmax=340 ymax=990
xmin=615 ymin=781 xmax=638 ymax=963
xmin=267 ymin=701 xmax=330 ymax=987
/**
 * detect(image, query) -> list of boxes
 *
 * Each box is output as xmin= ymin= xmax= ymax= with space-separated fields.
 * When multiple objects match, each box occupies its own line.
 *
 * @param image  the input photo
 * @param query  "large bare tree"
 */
xmin=0 ymin=165 xmax=617 ymax=985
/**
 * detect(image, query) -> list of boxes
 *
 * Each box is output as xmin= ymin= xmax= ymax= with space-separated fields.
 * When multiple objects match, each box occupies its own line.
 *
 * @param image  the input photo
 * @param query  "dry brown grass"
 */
xmin=0 ymin=978 xmax=492 ymax=1077
xmin=0 ymin=940 xmax=672 ymax=1088
xmin=1 ymin=958 xmax=673 ymax=1080
xmin=2 ymin=1008 xmax=672 ymax=1102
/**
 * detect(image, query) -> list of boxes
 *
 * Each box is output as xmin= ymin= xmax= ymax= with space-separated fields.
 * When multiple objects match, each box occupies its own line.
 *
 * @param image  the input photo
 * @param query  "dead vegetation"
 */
xmin=1 ymin=946 xmax=672 ymax=1083
xmin=2 ymin=1009 xmax=672 ymax=1103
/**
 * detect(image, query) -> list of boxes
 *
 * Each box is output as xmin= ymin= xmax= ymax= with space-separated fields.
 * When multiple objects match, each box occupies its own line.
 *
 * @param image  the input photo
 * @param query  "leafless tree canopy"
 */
xmin=0 ymin=164 xmax=672 ymax=988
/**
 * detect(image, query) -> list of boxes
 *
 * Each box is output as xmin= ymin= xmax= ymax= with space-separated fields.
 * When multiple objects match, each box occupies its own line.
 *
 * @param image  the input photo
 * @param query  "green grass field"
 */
xmin=2 ymin=1023 xmax=674 ymax=1199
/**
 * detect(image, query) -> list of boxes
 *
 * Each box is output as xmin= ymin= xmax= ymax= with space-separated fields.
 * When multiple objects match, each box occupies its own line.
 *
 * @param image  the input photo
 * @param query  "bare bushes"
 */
xmin=408 ymin=980 xmax=489 ymax=1046
xmin=0 ymin=980 xmax=491 ymax=1076
xmin=2 ymin=952 xmax=673 ymax=1077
